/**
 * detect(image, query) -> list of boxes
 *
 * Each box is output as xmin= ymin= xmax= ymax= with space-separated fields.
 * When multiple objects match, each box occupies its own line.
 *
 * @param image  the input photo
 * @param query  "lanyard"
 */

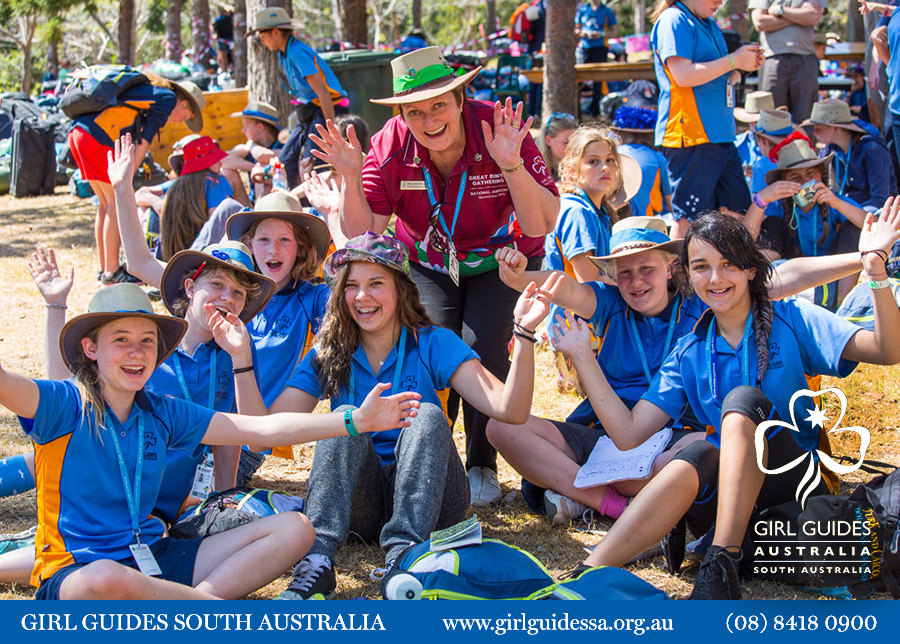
xmin=172 ymin=350 xmax=217 ymax=409
xmin=706 ymin=313 xmax=755 ymax=404
xmin=626 ymin=295 xmax=680 ymax=385
xmin=104 ymin=409 xmax=145 ymax=544
xmin=350 ymin=326 xmax=409 ymax=400
xmin=836 ymin=139 xmax=853 ymax=195
xmin=423 ymin=167 xmax=468 ymax=245
xmin=789 ymin=204 xmax=821 ymax=257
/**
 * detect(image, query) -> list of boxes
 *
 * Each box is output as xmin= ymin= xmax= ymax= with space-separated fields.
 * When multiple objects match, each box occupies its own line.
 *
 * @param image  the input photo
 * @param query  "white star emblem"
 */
xmin=804 ymin=405 xmax=829 ymax=429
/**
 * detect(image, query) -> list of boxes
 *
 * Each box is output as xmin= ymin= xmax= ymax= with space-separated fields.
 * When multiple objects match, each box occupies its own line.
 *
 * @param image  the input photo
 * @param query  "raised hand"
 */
xmin=860 ymin=196 xmax=900 ymax=274
xmin=308 ymin=120 xmax=365 ymax=178
xmin=27 ymin=247 xmax=73 ymax=307
xmin=205 ymin=303 xmax=252 ymax=365
xmin=303 ymin=171 xmax=343 ymax=219
xmin=758 ymin=180 xmax=801 ymax=206
xmin=549 ymin=310 xmax=593 ymax=361
xmin=107 ymin=133 xmax=135 ymax=188
xmin=513 ymin=280 xmax=553 ymax=333
xmin=355 ymin=382 xmax=422 ymax=432
xmin=495 ymin=246 xmax=529 ymax=289
xmin=481 ymin=97 xmax=534 ymax=170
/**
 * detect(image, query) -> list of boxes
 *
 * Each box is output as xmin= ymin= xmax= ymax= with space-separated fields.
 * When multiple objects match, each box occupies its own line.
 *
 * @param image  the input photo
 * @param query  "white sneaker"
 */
xmin=468 ymin=466 xmax=501 ymax=507
xmin=544 ymin=489 xmax=589 ymax=526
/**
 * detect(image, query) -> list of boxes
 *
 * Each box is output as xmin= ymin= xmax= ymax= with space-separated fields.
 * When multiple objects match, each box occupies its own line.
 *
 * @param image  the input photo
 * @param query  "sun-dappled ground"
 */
xmin=1 ymin=188 xmax=898 ymax=600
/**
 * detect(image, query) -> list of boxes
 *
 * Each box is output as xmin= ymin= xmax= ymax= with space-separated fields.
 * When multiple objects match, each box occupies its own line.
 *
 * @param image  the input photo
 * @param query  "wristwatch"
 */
xmin=774 ymin=3 xmax=785 ymax=17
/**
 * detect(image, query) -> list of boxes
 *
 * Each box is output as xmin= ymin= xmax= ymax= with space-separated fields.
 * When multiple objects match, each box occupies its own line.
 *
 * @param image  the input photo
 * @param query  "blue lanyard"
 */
xmin=104 ymin=409 xmax=145 ymax=544
xmin=350 ymin=326 xmax=408 ymax=400
xmin=706 ymin=314 xmax=755 ymax=404
xmin=836 ymin=139 xmax=853 ymax=195
xmin=172 ymin=350 xmax=217 ymax=409
xmin=789 ymin=205 xmax=821 ymax=257
xmin=626 ymin=295 xmax=680 ymax=385
xmin=423 ymin=167 xmax=468 ymax=245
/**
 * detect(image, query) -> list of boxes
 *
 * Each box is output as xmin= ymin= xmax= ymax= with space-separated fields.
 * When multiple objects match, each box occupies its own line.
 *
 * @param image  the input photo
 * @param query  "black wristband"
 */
xmin=514 ymin=321 xmax=536 ymax=335
xmin=513 ymin=331 xmax=537 ymax=344
xmin=232 ymin=365 xmax=254 ymax=374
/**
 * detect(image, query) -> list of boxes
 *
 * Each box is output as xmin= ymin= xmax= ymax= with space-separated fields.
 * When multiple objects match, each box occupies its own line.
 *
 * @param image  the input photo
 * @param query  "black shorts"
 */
xmin=549 ymin=419 xmax=693 ymax=465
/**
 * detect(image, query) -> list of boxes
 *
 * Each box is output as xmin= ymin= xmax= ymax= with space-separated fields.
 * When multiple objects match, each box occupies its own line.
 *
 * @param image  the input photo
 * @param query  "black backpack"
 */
xmin=750 ymin=469 xmax=900 ymax=598
xmin=58 ymin=65 xmax=149 ymax=119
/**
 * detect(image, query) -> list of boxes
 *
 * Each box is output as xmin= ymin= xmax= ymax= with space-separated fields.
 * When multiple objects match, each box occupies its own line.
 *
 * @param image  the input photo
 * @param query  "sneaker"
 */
xmin=661 ymin=517 xmax=686 ymax=574
xmin=688 ymin=545 xmax=742 ymax=600
xmin=544 ymin=489 xmax=589 ymax=526
xmin=468 ymin=466 xmax=501 ymax=507
xmin=108 ymin=265 xmax=143 ymax=284
xmin=520 ymin=478 xmax=547 ymax=515
xmin=276 ymin=554 xmax=336 ymax=600
xmin=0 ymin=525 xmax=37 ymax=555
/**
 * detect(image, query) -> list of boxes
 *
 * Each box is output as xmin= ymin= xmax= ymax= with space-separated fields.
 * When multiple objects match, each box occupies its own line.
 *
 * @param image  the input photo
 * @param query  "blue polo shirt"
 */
xmin=204 ymin=172 xmax=234 ymax=211
xmin=619 ymin=143 xmax=672 ymax=217
xmin=763 ymin=196 xmax=860 ymax=257
xmin=286 ymin=325 xmax=478 ymax=465
xmin=576 ymin=2 xmax=617 ymax=49
xmin=249 ymin=280 xmax=330 ymax=406
xmin=643 ymin=300 xmax=860 ymax=450
xmin=887 ymin=10 xmax=900 ymax=116
xmin=278 ymin=36 xmax=347 ymax=106
xmin=543 ymin=189 xmax=613 ymax=276
xmin=837 ymin=277 xmax=900 ymax=331
xmin=652 ymin=2 xmax=734 ymax=147
xmin=566 ymin=284 xmax=706 ymax=426
xmin=20 ymin=380 xmax=214 ymax=586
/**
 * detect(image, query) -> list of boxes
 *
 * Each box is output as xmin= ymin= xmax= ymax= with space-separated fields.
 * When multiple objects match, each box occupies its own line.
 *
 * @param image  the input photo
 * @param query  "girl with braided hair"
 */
xmin=551 ymin=208 xmax=900 ymax=600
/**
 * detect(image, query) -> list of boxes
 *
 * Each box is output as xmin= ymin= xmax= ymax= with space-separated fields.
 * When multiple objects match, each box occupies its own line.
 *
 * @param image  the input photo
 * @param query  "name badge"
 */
xmin=448 ymin=244 xmax=460 ymax=287
xmin=130 ymin=543 xmax=162 ymax=576
xmin=401 ymin=180 xmax=426 ymax=191
xmin=726 ymin=79 xmax=734 ymax=109
xmin=190 ymin=456 xmax=214 ymax=501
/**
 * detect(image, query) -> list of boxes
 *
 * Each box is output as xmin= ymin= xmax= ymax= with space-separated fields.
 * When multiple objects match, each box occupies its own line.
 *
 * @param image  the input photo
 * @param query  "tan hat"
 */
xmin=801 ymin=98 xmax=866 ymax=133
xmin=247 ymin=7 xmax=302 ymax=34
xmin=161 ymin=241 xmax=276 ymax=323
xmin=764 ymin=134 xmax=834 ymax=184
xmin=226 ymin=192 xmax=332 ymax=263
xmin=59 ymin=284 xmax=188 ymax=373
xmin=751 ymin=109 xmax=799 ymax=143
xmin=611 ymin=153 xmax=643 ymax=209
xmin=231 ymin=99 xmax=281 ymax=128
xmin=173 ymin=81 xmax=206 ymax=132
xmin=370 ymin=46 xmax=481 ymax=106
xmin=734 ymin=91 xmax=775 ymax=123
xmin=589 ymin=217 xmax=682 ymax=280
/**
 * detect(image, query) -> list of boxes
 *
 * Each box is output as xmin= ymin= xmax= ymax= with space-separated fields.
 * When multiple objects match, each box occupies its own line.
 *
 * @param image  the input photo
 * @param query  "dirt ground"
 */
xmin=0 ymin=188 xmax=898 ymax=600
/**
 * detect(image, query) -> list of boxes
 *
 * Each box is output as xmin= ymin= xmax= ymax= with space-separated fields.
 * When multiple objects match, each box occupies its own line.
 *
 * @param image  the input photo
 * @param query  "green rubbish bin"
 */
xmin=320 ymin=50 xmax=397 ymax=133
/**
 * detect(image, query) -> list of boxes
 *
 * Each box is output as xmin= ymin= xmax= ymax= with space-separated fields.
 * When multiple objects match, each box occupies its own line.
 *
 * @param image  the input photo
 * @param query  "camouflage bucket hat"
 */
xmin=323 ymin=232 xmax=412 ymax=286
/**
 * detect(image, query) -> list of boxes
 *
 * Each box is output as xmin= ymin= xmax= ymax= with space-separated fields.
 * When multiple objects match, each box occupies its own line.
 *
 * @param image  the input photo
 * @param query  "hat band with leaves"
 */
xmin=394 ymin=64 xmax=468 ymax=95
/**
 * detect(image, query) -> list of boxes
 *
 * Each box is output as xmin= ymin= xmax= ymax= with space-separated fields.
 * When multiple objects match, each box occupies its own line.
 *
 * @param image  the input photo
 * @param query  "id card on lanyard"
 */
xmin=173 ymin=352 xmax=217 ymax=500
xmin=423 ymin=167 xmax=468 ymax=286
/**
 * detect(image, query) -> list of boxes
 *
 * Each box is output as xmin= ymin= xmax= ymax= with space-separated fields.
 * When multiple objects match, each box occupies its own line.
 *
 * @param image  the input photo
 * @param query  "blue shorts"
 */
xmin=35 ymin=536 xmax=203 ymax=600
xmin=663 ymin=143 xmax=750 ymax=221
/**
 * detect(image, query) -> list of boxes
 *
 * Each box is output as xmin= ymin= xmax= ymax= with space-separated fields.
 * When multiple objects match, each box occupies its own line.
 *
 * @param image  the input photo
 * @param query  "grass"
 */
xmin=1 ymin=188 xmax=899 ymax=600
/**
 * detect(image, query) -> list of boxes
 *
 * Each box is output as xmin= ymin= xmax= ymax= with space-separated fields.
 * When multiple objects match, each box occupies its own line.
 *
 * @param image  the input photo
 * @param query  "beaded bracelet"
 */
xmin=344 ymin=408 xmax=359 ymax=436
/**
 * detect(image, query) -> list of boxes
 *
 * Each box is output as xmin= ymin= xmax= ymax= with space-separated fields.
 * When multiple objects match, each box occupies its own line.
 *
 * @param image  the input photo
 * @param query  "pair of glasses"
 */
xmin=427 ymin=203 xmax=451 ymax=254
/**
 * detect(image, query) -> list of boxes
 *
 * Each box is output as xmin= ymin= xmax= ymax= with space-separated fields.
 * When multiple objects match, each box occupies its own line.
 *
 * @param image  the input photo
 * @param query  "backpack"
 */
xmin=380 ymin=519 xmax=668 ymax=600
xmin=749 ymin=468 xmax=900 ymax=598
xmin=509 ymin=2 xmax=536 ymax=43
xmin=167 ymin=486 xmax=305 ymax=540
xmin=58 ymin=65 xmax=150 ymax=119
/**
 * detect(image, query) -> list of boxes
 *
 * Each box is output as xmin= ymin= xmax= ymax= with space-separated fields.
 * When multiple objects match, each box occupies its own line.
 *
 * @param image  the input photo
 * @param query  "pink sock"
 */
xmin=598 ymin=487 xmax=628 ymax=519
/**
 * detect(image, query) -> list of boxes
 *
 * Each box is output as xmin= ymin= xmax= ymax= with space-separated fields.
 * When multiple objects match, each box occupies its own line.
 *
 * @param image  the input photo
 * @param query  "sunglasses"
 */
xmin=427 ymin=203 xmax=451 ymax=254
xmin=547 ymin=112 xmax=576 ymax=125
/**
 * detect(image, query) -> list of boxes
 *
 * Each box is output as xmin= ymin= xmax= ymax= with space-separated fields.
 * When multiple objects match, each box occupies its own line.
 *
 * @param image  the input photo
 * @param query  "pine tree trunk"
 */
xmin=165 ymin=0 xmax=183 ymax=62
xmin=233 ymin=0 xmax=248 ymax=87
xmin=486 ymin=0 xmax=497 ymax=35
xmin=412 ymin=0 xmax=422 ymax=30
xmin=118 ymin=0 xmax=135 ymax=66
xmin=340 ymin=0 xmax=368 ymax=48
xmin=246 ymin=0 xmax=291 ymax=125
xmin=634 ymin=0 xmax=647 ymax=35
xmin=193 ymin=0 xmax=212 ymax=69
xmin=19 ymin=15 xmax=37 ymax=95
xmin=542 ymin=0 xmax=578 ymax=123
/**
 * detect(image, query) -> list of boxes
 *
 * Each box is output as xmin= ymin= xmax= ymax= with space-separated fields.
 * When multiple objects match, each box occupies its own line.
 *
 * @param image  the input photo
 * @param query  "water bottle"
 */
xmin=270 ymin=158 xmax=288 ymax=191
xmin=383 ymin=573 xmax=422 ymax=600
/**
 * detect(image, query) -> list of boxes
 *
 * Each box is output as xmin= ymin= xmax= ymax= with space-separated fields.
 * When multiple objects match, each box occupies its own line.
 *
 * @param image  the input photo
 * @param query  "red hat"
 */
xmin=181 ymin=136 xmax=228 ymax=175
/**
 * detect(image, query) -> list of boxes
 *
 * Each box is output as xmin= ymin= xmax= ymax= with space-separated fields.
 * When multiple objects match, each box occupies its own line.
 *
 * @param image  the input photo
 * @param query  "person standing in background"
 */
xmin=576 ymin=0 xmax=618 ymax=118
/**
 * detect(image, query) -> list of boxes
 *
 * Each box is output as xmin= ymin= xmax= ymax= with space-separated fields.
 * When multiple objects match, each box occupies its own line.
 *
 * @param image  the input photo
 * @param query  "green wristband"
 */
xmin=344 ymin=407 xmax=359 ymax=436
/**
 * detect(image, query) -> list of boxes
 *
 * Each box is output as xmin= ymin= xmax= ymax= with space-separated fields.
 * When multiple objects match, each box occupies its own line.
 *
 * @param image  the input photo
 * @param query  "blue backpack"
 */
xmin=59 ymin=65 xmax=149 ymax=119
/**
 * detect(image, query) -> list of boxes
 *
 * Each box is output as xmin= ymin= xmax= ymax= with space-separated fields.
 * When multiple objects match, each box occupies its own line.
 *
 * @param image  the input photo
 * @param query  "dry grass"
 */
xmin=1 ymin=188 xmax=898 ymax=600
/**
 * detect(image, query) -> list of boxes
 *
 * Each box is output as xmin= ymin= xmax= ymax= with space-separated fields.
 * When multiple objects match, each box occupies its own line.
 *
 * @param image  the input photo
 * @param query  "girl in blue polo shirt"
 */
xmin=268 ymin=232 xmax=551 ymax=599
xmin=0 ymin=281 xmax=421 ymax=600
xmin=554 ymin=209 xmax=900 ymax=600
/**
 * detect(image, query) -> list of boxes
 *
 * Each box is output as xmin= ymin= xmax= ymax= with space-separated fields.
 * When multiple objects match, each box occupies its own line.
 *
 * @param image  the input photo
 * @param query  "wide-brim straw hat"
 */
xmin=161 ymin=241 xmax=276 ymax=323
xmin=751 ymin=109 xmax=799 ymax=143
xmin=589 ymin=216 xmax=682 ymax=280
xmin=764 ymin=133 xmax=834 ymax=184
xmin=734 ymin=90 xmax=775 ymax=123
xmin=370 ymin=46 xmax=481 ymax=106
xmin=59 ymin=284 xmax=188 ymax=373
xmin=181 ymin=135 xmax=228 ymax=175
xmin=611 ymin=153 xmax=643 ymax=209
xmin=247 ymin=7 xmax=303 ymax=34
xmin=173 ymin=81 xmax=206 ymax=132
xmin=231 ymin=99 xmax=281 ymax=128
xmin=226 ymin=192 xmax=332 ymax=263
xmin=800 ymin=98 xmax=866 ymax=134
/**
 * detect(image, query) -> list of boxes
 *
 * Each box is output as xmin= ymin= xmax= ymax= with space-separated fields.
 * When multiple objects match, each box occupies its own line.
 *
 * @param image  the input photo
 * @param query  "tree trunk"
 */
xmin=542 ymin=0 xmax=578 ymax=123
xmin=193 ymin=0 xmax=212 ymax=69
xmin=634 ymin=0 xmax=646 ymax=34
xmin=412 ymin=0 xmax=422 ymax=30
xmin=233 ymin=0 xmax=248 ymax=87
xmin=725 ymin=0 xmax=750 ymax=41
xmin=846 ymin=0 xmax=865 ymax=42
xmin=340 ymin=0 xmax=367 ymax=48
xmin=246 ymin=0 xmax=291 ymax=125
xmin=118 ymin=0 xmax=135 ymax=66
xmin=486 ymin=0 xmax=497 ymax=35
xmin=165 ymin=0 xmax=183 ymax=62
xmin=331 ymin=0 xmax=343 ymax=43
xmin=19 ymin=14 xmax=37 ymax=95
